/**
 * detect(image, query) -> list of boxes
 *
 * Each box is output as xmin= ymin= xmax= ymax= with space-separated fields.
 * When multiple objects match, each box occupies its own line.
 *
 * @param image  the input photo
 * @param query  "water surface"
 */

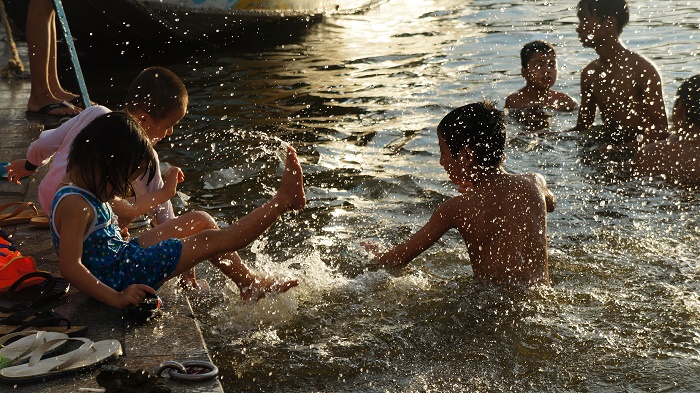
xmin=90 ymin=0 xmax=700 ymax=391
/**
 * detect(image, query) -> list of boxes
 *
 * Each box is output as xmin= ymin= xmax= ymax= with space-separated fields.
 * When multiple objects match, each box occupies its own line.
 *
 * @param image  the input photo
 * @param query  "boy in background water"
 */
xmin=634 ymin=75 xmax=700 ymax=185
xmin=505 ymin=40 xmax=577 ymax=112
xmin=571 ymin=0 xmax=668 ymax=151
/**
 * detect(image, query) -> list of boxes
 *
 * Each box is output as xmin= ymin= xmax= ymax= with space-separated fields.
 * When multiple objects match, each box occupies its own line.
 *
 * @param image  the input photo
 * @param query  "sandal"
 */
xmin=0 ymin=309 xmax=86 ymax=336
xmin=0 ymin=272 xmax=70 ymax=312
xmin=0 ymin=331 xmax=69 ymax=366
xmin=0 ymin=202 xmax=46 ymax=226
xmin=0 ymin=337 xmax=121 ymax=383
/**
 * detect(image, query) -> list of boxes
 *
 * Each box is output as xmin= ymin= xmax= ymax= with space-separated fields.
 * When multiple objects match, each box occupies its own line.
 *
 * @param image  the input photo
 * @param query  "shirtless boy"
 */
xmin=363 ymin=102 xmax=556 ymax=288
xmin=572 ymin=0 xmax=668 ymax=149
xmin=505 ymin=40 xmax=577 ymax=112
xmin=634 ymin=75 xmax=700 ymax=185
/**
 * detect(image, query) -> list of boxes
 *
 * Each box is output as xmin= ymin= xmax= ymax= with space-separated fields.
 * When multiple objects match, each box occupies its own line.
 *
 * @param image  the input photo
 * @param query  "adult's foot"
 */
xmin=27 ymin=96 xmax=80 ymax=117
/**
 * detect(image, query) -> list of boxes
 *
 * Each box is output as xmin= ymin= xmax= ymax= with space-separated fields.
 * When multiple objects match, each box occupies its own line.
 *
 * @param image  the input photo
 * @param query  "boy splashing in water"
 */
xmin=363 ymin=102 xmax=556 ymax=288
xmin=571 ymin=0 xmax=668 ymax=151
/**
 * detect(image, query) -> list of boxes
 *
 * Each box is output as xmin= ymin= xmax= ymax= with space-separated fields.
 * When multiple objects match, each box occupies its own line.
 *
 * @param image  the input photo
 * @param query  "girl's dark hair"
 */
xmin=124 ymin=66 xmax=188 ymax=122
xmin=67 ymin=112 xmax=157 ymax=199
xmin=677 ymin=75 xmax=700 ymax=128
xmin=577 ymin=0 xmax=629 ymax=34
xmin=437 ymin=101 xmax=506 ymax=167
xmin=521 ymin=40 xmax=555 ymax=69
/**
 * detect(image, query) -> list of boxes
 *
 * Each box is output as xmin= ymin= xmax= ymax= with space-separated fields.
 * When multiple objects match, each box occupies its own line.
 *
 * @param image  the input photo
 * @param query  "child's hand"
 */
xmin=361 ymin=241 xmax=384 ymax=258
xmin=6 ymin=159 xmax=36 ymax=185
xmin=117 ymin=284 xmax=156 ymax=308
xmin=163 ymin=166 xmax=184 ymax=195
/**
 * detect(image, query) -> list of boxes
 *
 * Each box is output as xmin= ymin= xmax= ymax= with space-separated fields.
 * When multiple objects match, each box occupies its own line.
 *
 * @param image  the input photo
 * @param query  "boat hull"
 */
xmin=5 ymin=0 xmax=382 ymax=54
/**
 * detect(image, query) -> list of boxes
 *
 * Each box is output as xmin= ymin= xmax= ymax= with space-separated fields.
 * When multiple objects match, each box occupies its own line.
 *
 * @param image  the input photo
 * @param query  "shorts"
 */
xmin=108 ymin=237 xmax=183 ymax=291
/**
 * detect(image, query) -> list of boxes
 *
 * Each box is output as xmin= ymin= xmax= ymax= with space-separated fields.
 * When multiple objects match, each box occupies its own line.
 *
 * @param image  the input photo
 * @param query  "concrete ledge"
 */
xmin=0 ymin=44 xmax=223 ymax=392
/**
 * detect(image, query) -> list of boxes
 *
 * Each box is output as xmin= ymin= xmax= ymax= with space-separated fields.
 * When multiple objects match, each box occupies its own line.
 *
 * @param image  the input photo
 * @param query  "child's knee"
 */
xmin=182 ymin=210 xmax=218 ymax=231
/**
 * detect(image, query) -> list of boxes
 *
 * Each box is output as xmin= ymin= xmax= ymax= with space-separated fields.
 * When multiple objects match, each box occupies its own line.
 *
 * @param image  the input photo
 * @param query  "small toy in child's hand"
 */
xmin=139 ymin=292 xmax=162 ymax=311
xmin=128 ymin=292 xmax=162 ymax=319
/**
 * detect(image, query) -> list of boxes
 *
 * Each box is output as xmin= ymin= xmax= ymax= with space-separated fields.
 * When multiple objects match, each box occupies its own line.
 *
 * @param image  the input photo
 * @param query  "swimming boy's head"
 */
xmin=68 ymin=112 xmax=158 ymax=201
xmin=674 ymin=75 xmax=700 ymax=131
xmin=577 ymin=0 xmax=629 ymax=45
xmin=437 ymin=101 xmax=506 ymax=170
xmin=520 ymin=40 xmax=558 ymax=91
xmin=124 ymin=66 xmax=188 ymax=145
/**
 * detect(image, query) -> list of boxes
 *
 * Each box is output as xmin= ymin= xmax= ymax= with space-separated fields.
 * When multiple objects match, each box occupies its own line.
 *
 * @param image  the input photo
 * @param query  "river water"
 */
xmin=86 ymin=0 xmax=700 ymax=391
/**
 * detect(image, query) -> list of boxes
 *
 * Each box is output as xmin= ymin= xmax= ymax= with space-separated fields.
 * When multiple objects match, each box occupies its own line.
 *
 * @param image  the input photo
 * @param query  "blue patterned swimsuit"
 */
xmin=50 ymin=185 xmax=182 ymax=291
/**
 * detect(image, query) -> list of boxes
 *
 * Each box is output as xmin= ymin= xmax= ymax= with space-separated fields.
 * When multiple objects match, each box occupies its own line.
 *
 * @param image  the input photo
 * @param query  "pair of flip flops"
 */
xmin=0 ymin=202 xmax=49 ymax=228
xmin=0 ymin=333 xmax=121 ymax=383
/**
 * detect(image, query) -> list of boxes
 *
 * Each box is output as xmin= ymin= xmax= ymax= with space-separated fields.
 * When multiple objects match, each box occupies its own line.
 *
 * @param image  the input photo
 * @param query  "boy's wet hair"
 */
xmin=677 ymin=75 xmax=700 ymax=128
xmin=577 ymin=0 xmax=629 ymax=34
xmin=124 ymin=66 xmax=188 ymax=122
xmin=521 ymin=40 xmax=555 ymax=70
xmin=68 ymin=112 xmax=158 ymax=200
xmin=437 ymin=101 xmax=506 ymax=167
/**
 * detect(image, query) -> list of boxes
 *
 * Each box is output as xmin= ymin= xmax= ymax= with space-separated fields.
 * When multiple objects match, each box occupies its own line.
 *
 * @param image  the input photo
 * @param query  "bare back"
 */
xmin=442 ymin=172 xmax=554 ymax=287
xmin=578 ymin=50 xmax=668 ymax=144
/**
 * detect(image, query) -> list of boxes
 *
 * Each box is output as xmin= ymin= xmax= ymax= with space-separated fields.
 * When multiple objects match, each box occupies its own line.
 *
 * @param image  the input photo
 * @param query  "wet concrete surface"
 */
xmin=0 ymin=27 xmax=223 ymax=393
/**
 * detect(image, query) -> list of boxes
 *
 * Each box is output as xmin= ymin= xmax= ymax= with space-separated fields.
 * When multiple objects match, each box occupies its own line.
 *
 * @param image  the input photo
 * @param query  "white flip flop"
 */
xmin=0 ymin=337 xmax=122 ymax=383
xmin=0 ymin=331 xmax=68 ymax=366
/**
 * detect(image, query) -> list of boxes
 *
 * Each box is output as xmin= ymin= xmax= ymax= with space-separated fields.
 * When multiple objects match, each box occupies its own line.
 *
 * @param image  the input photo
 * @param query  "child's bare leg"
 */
xmin=210 ymin=254 xmax=298 ymax=301
xmin=138 ymin=205 xmax=301 ymax=299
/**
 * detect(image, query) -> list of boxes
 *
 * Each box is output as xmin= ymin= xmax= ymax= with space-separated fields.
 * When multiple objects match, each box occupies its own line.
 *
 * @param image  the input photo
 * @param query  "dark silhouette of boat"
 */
xmin=5 ymin=0 xmax=382 ymax=54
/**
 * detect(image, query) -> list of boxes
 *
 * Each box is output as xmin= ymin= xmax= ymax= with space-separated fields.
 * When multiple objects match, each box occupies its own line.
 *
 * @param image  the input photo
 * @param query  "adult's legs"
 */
xmin=26 ymin=0 xmax=79 ymax=116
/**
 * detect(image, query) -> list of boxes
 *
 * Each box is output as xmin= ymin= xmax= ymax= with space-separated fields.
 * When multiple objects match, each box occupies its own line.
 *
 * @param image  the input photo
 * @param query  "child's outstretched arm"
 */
xmin=56 ymin=195 xmax=155 ymax=308
xmin=363 ymin=201 xmax=454 ymax=266
xmin=111 ymin=166 xmax=184 ymax=227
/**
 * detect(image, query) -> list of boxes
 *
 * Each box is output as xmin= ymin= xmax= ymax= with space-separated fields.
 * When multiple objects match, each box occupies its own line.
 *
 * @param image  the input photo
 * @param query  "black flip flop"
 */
xmin=25 ymin=102 xmax=78 ymax=119
xmin=0 ymin=272 xmax=70 ymax=312
xmin=0 ymin=308 xmax=87 ymax=336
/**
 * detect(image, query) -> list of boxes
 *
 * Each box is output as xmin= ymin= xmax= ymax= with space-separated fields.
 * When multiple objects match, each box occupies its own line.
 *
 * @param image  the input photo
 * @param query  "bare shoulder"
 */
xmin=505 ymin=89 xmax=525 ymax=109
xmin=582 ymin=59 xmax=602 ymax=76
xmin=520 ymin=172 xmax=555 ymax=211
xmin=520 ymin=172 xmax=547 ymax=186
xmin=54 ymin=193 xmax=94 ymax=226
xmin=551 ymin=90 xmax=578 ymax=111
xmin=627 ymin=51 xmax=661 ymax=76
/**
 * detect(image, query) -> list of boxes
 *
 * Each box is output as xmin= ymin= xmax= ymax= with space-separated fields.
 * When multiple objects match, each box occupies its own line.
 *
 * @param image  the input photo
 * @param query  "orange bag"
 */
xmin=0 ymin=229 xmax=41 ymax=292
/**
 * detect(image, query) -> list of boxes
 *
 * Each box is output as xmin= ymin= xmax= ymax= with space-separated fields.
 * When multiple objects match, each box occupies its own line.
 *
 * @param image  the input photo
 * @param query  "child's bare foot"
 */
xmin=239 ymin=276 xmax=299 ymax=302
xmin=276 ymin=147 xmax=306 ymax=211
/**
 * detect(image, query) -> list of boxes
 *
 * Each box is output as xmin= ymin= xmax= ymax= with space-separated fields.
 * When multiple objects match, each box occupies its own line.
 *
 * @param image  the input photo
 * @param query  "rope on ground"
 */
xmin=0 ymin=0 xmax=26 ymax=79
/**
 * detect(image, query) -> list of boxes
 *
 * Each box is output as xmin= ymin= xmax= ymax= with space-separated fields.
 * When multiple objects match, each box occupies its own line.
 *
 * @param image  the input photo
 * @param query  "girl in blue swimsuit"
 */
xmin=50 ymin=112 xmax=306 ymax=308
